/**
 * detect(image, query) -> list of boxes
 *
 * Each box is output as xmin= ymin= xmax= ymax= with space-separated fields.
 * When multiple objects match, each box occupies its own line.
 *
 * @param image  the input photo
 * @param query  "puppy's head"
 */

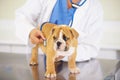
xmin=51 ymin=25 xmax=79 ymax=52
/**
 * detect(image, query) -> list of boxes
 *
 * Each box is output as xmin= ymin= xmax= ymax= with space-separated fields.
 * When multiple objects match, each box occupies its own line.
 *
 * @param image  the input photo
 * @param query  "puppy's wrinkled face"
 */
xmin=53 ymin=30 xmax=69 ymax=51
xmin=51 ymin=25 xmax=78 ymax=52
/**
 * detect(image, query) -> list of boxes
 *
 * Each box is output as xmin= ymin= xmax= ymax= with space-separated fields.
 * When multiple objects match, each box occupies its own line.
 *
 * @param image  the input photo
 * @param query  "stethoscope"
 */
xmin=69 ymin=0 xmax=87 ymax=27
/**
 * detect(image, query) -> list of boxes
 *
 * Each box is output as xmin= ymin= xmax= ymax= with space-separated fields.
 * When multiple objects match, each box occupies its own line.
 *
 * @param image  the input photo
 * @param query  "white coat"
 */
xmin=15 ymin=0 xmax=103 ymax=61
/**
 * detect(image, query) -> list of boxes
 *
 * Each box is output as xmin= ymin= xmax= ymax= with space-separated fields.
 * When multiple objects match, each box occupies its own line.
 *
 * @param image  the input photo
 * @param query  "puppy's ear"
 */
xmin=70 ymin=28 xmax=79 ymax=39
xmin=42 ymin=22 xmax=56 ymax=31
xmin=41 ymin=22 xmax=57 ymax=35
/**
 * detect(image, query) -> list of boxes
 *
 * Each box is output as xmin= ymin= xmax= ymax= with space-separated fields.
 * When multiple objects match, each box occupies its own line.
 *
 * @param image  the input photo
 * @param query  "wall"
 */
xmin=98 ymin=0 xmax=120 ymax=59
xmin=0 ymin=0 xmax=26 ymax=44
xmin=0 ymin=0 xmax=26 ymax=19
xmin=100 ymin=0 xmax=120 ymax=21
xmin=0 ymin=0 xmax=26 ymax=38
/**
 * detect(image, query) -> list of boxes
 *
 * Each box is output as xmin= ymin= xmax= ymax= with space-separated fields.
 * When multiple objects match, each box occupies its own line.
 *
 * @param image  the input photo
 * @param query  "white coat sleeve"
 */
xmin=75 ymin=3 xmax=103 ymax=61
xmin=15 ymin=0 xmax=42 ymax=45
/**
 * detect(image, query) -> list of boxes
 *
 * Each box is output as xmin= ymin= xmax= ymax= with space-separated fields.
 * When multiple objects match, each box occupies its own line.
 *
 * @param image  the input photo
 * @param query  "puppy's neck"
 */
xmin=55 ymin=47 xmax=75 ymax=61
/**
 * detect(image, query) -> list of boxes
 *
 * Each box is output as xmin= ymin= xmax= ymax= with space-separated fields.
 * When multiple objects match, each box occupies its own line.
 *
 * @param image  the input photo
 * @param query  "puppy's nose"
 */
xmin=57 ymin=41 xmax=62 ymax=47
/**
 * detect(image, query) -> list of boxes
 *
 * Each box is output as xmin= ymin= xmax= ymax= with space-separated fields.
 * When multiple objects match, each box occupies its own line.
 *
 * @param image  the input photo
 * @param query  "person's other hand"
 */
xmin=29 ymin=28 xmax=45 ymax=44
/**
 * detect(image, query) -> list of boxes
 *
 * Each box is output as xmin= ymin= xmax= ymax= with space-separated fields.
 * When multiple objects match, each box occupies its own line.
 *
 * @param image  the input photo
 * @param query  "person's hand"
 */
xmin=29 ymin=28 xmax=45 ymax=44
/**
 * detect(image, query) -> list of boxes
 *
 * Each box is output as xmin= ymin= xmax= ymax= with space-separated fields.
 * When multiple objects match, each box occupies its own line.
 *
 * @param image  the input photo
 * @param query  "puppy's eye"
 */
xmin=53 ymin=36 xmax=57 ymax=40
xmin=63 ymin=35 xmax=69 ymax=41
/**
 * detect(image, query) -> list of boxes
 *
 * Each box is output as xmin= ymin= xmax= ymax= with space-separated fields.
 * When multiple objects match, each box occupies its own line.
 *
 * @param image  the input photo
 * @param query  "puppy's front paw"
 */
xmin=69 ymin=67 xmax=80 ymax=74
xmin=30 ymin=58 xmax=38 ymax=66
xmin=45 ymin=71 xmax=56 ymax=78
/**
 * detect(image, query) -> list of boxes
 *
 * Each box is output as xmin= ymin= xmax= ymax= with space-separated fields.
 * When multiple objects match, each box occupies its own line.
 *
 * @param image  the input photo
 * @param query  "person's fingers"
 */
xmin=36 ymin=30 xmax=46 ymax=40
xmin=39 ymin=39 xmax=44 ymax=43
xmin=31 ymin=35 xmax=40 ymax=44
xmin=29 ymin=28 xmax=45 ymax=44
xmin=31 ymin=36 xmax=44 ymax=44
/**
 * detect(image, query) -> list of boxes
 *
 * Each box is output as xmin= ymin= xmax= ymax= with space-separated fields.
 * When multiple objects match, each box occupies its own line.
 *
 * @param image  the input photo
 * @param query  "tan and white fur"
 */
xmin=30 ymin=23 xmax=80 ymax=78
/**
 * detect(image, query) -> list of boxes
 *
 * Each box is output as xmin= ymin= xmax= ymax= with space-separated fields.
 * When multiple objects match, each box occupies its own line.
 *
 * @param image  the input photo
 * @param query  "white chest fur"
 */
xmin=55 ymin=47 xmax=75 ymax=58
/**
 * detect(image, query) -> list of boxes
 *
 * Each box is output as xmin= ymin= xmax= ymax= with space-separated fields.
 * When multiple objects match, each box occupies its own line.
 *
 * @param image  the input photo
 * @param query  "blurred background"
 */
xmin=0 ymin=0 xmax=120 ymax=59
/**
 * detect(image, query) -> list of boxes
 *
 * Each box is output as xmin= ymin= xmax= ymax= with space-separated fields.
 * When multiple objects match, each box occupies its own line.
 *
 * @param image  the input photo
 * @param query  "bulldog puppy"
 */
xmin=30 ymin=23 xmax=80 ymax=78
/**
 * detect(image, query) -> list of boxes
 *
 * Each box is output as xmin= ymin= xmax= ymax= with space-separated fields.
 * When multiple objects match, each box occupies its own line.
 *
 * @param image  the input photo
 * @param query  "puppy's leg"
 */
xmin=30 ymin=45 xmax=38 ymax=66
xmin=45 ymin=51 xmax=56 ymax=78
xmin=68 ymin=49 xmax=80 ymax=74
